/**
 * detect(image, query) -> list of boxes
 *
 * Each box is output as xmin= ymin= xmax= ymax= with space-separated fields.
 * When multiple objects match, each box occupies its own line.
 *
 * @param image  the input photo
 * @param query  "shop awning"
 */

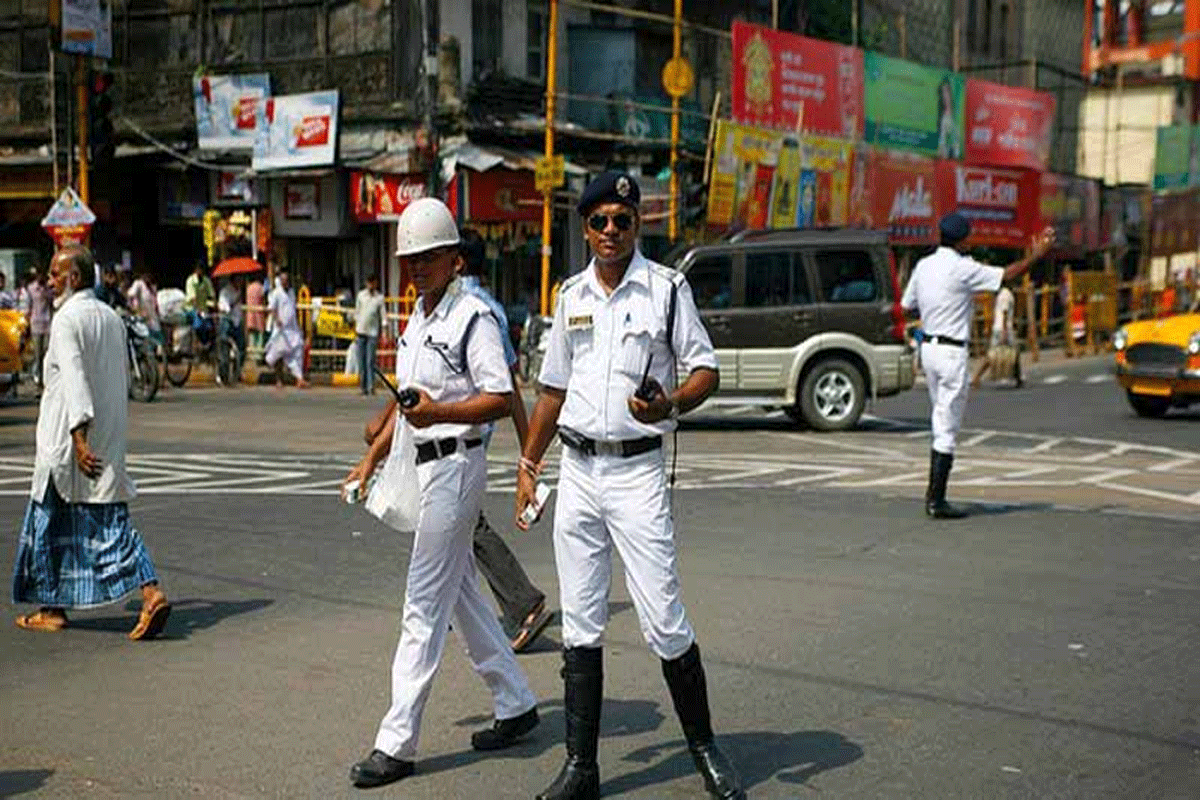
xmin=441 ymin=140 xmax=586 ymax=176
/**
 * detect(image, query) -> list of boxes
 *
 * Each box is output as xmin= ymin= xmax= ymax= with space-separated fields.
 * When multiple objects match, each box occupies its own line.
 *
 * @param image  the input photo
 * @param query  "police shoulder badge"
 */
xmin=615 ymin=176 xmax=631 ymax=198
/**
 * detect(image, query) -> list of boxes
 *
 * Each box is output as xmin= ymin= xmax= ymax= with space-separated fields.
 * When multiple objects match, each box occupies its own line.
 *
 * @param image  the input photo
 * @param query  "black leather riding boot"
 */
xmin=926 ymin=450 xmax=968 ymax=519
xmin=661 ymin=643 xmax=745 ymax=800
xmin=537 ymin=647 xmax=603 ymax=800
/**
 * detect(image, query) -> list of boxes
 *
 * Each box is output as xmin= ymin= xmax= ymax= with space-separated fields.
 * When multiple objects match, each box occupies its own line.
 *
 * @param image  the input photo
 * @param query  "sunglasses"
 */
xmin=587 ymin=212 xmax=634 ymax=233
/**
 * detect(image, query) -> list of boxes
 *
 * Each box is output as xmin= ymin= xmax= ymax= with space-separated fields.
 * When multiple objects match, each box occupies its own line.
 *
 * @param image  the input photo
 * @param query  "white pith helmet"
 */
xmin=395 ymin=197 xmax=460 ymax=256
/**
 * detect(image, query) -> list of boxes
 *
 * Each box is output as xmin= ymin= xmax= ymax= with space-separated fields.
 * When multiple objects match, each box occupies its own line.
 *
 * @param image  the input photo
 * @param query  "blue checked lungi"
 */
xmin=11 ymin=480 xmax=159 ymax=609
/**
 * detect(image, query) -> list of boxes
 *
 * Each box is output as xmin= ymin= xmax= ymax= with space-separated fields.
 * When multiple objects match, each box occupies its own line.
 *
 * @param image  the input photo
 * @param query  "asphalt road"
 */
xmin=1 ymin=366 xmax=1198 ymax=799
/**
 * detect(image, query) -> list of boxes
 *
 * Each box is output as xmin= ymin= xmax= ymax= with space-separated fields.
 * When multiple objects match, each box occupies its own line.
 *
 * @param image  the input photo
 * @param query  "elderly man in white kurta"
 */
xmin=264 ymin=269 xmax=309 ymax=388
xmin=11 ymin=245 xmax=171 ymax=639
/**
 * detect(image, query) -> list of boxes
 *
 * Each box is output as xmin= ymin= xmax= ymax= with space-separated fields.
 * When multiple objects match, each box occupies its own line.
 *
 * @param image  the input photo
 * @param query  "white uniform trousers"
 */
xmin=374 ymin=446 xmax=537 ymax=759
xmin=921 ymin=341 xmax=970 ymax=453
xmin=553 ymin=445 xmax=695 ymax=661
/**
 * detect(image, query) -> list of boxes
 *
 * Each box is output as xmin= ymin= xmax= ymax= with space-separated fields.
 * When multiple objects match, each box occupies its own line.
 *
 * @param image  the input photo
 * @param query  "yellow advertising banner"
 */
xmin=707 ymin=119 xmax=852 ymax=231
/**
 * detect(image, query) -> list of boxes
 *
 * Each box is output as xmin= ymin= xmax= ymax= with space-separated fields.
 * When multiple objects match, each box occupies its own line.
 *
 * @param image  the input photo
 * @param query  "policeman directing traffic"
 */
xmin=516 ymin=171 xmax=745 ymax=800
xmin=345 ymin=198 xmax=539 ymax=789
xmin=902 ymin=212 xmax=1055 ymax=519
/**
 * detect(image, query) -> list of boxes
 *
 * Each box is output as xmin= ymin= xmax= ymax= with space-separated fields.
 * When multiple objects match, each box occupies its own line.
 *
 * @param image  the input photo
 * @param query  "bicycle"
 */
xmin=161 ymin=311 xmax=241 ymax=387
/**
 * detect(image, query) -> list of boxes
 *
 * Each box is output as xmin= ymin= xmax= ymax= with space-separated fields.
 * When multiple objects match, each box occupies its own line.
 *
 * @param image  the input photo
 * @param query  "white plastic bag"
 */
xmin=364 ymin=414 xmax=421 ymax=532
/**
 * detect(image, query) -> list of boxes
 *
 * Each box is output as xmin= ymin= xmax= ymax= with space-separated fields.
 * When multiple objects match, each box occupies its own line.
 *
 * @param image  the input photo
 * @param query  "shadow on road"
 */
xmin=67 ymin=597 xmax=273 ymax=639
xmin=603 ymin=729 xmax=863 ymax=795
xmin=0 ymin=769 xmax=54 ymax=797
xmin=965 ymin=501 xmax=1056 ymax=517
xmin=428 ymin=697 xmax=667 ymax=777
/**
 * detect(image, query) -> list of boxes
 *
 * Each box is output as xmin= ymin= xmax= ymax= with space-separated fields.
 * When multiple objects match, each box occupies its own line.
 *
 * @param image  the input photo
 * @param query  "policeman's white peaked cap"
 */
xmin=395 ymin=197 xmax=461 ymax=256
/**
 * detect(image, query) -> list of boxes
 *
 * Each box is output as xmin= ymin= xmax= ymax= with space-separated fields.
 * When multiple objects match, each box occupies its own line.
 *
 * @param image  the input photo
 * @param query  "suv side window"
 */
xmin=745 ymin=251 xmax=812 ymax=307
xmin=813 ymin=249 xmax=879 ymax=303
xmin=687 ymin=254 xmax=734 ymax=310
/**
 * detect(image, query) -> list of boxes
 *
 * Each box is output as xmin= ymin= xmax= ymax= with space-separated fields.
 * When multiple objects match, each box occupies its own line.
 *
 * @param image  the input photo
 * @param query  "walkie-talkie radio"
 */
xmin=633 ymin=353 xmax=662 ymax=402
xmin=373 ymin=365 xmax=421 ymax=409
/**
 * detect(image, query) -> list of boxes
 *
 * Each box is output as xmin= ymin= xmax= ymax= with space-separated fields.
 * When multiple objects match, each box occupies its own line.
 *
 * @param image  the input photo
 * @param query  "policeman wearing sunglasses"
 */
xmin=516 ymin=171 xmax=744 ymax=800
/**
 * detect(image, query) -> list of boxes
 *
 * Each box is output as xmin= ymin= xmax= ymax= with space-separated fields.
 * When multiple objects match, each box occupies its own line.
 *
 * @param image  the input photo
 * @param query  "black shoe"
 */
xmin=662 ymin=643 xmax=746 ymax=800
xmin=349 ymin=749 xmax=414 ymax=788
xmin=536 ymin=757 xmax=600 ymax=800
xmin=690 ymin=742 xmax=747 ymax=800
xmin=471 ymin=706 xmax=539 ymax=751
xmin=924 ymin=450 xmax=969 ymax=519
xmin=538 ymin=647 xmax=603 ymax=800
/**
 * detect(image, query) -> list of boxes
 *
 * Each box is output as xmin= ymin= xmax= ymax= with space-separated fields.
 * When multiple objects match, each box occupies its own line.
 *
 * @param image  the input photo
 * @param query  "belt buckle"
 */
xmin=594 ymin=440 xmax=621 ymax=458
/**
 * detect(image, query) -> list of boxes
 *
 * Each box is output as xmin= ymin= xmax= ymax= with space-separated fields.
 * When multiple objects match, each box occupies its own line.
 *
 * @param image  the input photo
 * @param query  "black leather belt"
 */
xmin=415 ymin=437 xmax=483 ymax=465
xmin=925 ymin=334 xmax=966 ymax=348
xmin=559 ymin=428 xmax=662 ymax=458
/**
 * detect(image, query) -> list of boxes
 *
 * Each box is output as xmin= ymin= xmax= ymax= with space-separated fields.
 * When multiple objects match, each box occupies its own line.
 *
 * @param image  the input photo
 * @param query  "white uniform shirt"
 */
xmin=992 ymin=286 xmax=1015 ymax=341
xmin=539 ymin=250 xmax=718 ymax=441
xmin=395 ymin=278 xmax=512 ymax=445
xmin=355 ymin=288 xmax=385 ymax=337
xmin=901 ymin=246 xmax=1004 ymax=341
xmin=31 ymin=289 xmax=136 ymax=504
xmin=218 ymin=283 xmax=243 ymax=327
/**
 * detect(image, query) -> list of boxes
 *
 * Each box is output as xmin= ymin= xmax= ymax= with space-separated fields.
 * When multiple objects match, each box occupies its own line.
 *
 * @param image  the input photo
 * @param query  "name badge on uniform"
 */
xmin=567 ymin=314 xmax=593 ymax=331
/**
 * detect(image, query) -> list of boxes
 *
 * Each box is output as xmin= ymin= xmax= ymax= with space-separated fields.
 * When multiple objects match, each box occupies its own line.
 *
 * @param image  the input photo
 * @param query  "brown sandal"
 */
xmin=129 ymin=595 xmax=171 ymax=640
xmin=15 ymin=609 xmax=68 ymax=632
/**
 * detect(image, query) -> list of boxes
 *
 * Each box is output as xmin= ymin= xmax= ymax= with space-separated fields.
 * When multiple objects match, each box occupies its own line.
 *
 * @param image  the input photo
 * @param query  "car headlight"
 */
xmin=1113 ymin=328 xmax=1128 ymax=351
xmin=1189 ymin=331 xmax=1200 ymax=355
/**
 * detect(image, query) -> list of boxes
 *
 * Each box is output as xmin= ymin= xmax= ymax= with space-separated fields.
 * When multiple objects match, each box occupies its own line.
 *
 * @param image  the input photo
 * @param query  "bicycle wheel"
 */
xmin=129 ymin=346 xmax=159 ymax=402
xmin=216 ymin=338 xmax=241 ymax=386
xmin=164 ymin=351 xmax=192 ymax=387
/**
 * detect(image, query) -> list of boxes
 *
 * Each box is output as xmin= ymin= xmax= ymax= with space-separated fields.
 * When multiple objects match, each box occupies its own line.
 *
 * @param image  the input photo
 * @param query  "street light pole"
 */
xmin=76 ymin=55 xmax=89 ymax=204
xmin=540 ymin=0 xmax=558 ymax=317
xmin=668 ymin=0 xmax=681 ymax=243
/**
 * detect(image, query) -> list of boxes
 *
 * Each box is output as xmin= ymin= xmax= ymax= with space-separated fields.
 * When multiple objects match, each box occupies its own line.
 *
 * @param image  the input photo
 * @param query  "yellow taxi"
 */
xmin=0 ymin=308 xmax=30 ymax=394
xmin=1113 ymin=312 xmax=1200 ymax=417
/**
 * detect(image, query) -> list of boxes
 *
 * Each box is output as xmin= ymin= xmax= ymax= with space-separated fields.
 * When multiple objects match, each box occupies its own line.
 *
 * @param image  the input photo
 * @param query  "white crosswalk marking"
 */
xmin=1086 ymin=374 xmax=1110 ymax=384
xmin=1044 ymin=375 xmax=1068 ymax=384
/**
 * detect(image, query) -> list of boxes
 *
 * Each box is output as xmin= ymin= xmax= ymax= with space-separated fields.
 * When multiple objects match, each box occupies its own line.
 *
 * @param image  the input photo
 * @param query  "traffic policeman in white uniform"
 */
xmin=347 ymin=198 xmax=538 ymax=788
xmin=516 ymin=172 xmax=744 ymax=800
xmin=902 ymin=212 xmax=1054 ymax=519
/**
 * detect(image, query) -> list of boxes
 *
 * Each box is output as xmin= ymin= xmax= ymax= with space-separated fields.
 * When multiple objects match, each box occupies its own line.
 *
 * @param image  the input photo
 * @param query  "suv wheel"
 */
xmin=797 ymin=358 xmax=866 ymax=431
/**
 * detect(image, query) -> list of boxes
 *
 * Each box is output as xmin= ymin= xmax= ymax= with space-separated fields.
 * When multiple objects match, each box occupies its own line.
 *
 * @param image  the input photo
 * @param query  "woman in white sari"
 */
xmin=264 ymin=269 xmax=309 ymax=388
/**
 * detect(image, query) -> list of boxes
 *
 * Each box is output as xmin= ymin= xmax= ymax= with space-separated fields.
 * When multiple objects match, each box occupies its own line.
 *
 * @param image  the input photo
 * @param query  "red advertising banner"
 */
xmin=964 ymin=79 xmax=1055 ymax=171
xmin=1038 ymin=173 xmax=1101 ymax=255
xmin=867 ymin=149 xmax=938 ymax=244
xmin=350 ymin=171 xmax=427 ymax=223
xmin=466 ymin=167 xmax=541 ymax=222
xmin=936 ymin=161 xmax=1039 ymax=248
xmin=731 ymin=21 xmax=864 ymax=139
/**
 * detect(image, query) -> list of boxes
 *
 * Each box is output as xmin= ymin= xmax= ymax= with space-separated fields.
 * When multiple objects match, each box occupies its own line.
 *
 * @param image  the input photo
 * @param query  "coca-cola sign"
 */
xmin=350 ymin=171 xmax=428 ymax=223
xmin=868 ymin=149 xmax=938 ymax=243
xmin=936 ymin=161 xmax=1037 ymax=248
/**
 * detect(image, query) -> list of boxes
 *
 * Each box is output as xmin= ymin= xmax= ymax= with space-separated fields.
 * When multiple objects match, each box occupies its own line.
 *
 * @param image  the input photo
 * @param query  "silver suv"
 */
xmin=676 ymin=229 xmax=915 ymax=431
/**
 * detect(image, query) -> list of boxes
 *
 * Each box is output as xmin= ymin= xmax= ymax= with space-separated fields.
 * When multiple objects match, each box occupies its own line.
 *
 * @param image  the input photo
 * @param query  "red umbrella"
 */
xmin=212 ymin=256 xmax=263 ymax=278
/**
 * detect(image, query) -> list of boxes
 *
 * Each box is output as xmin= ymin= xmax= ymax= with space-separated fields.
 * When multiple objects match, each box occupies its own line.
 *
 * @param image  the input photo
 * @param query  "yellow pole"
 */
xmin=540 ymin=0 xmax=559 ymax=317
xmin=668 ymin=0 xmax=681 ymax=242
xmin=76 ymin=56 xmax=89 ymax=205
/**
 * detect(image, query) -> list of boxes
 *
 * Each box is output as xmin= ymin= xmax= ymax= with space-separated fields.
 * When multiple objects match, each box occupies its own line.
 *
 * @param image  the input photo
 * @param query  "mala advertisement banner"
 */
xmin=864 ymin=53 xmax=964 ymax=159
xmin=963 ymin=79 xmax=1055 ymax=171
xmin=866 ymin=149 xmax=938 ymax=244
xmin=731 ymin=21 xmax=864 ymax=140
